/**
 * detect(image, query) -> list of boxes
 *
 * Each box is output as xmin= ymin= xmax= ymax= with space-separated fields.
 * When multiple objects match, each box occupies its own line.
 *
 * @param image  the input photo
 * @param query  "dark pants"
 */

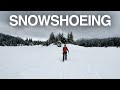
xmin=63 ymin=52 xmax=67 ymax=61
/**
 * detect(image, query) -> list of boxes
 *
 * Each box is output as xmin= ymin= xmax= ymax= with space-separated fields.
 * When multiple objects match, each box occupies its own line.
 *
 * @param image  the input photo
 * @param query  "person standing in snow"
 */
xmin=63 ymin=44 xmax=69 ymax=62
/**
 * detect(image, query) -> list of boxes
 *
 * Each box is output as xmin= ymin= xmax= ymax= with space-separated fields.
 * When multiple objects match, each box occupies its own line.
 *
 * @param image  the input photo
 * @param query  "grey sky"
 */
xmin=0 ymin=11 xmax=119 ymax=40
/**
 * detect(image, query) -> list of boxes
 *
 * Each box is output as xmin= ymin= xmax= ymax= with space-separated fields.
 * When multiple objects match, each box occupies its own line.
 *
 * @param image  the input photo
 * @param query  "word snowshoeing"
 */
xmin=9 ymin=15 xmax=111 ymax=27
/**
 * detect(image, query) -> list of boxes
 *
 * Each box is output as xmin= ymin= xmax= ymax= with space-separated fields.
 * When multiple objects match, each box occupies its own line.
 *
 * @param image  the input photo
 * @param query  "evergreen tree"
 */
xmin=69 ymin=32 xmax=74 ymax=43
xmin=67 ymin=32 xmax=74 ymax=43
xmin=67 ymin=33 xmax=70 ymax=43
xmin=57 ymin=33 xmax=62 ymax=41
xmin=49 ymin=32 xmax=55 ymax=44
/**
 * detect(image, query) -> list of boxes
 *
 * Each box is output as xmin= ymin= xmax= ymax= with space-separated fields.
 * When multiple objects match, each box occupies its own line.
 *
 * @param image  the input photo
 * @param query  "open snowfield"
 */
xmin=0 ymin=44 xmax=120 ymax=79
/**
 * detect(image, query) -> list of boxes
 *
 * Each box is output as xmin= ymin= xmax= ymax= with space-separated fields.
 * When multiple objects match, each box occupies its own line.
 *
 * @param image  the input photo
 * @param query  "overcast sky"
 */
xmin=0 ymin=11 xmax=120 ymax=40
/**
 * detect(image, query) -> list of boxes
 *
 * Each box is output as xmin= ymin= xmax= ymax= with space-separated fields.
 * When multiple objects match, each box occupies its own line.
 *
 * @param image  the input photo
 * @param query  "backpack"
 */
xmin=63 ymin=47 xmax=68 ymax=53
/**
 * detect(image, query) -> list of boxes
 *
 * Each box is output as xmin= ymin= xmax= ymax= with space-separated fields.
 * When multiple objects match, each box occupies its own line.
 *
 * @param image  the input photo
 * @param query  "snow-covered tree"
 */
xmin=67 ymin=32 xmax=74 ymax=43
xmin=49 ymin=32 xmax=56 ymax=44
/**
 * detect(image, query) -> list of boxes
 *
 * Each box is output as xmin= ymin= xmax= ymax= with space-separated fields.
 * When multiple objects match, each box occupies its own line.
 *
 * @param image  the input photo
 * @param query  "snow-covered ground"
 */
xmin=0 ymin=44 xmax=120 ymax=79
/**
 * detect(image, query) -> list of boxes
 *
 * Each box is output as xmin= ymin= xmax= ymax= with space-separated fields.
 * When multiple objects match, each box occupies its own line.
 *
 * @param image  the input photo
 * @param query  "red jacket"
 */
xmin=63 ymin=46 xmax=68 ymax=53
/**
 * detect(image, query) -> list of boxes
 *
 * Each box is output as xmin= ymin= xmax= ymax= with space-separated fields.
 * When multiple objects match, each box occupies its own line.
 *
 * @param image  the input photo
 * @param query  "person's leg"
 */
xmin=63 ymin=53 xmax=64 ymax=61
xmin=66 ymin=53 xmax=67 ymax=60
xmin=65 ymin=52 xmax=67 ymax=60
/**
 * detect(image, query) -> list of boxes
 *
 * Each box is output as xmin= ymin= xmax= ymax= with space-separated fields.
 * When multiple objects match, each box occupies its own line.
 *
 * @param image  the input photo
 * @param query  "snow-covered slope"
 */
xmin=0 ymin=44 xmax=120 ymax=79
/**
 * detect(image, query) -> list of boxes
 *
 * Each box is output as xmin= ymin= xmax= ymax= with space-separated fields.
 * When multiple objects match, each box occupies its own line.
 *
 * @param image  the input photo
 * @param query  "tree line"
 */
xmin=0 ymin=32 xmax=74 ymax=46
xmin=46 ymin=32 xmax=74 ymax=46
xmin=74 ymin=37 xmax=120 ymax=47
xmin=0 ymin=33 xmax=44 ymax=46
xmin=1 ymin=32 xmax=120 ymax=47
